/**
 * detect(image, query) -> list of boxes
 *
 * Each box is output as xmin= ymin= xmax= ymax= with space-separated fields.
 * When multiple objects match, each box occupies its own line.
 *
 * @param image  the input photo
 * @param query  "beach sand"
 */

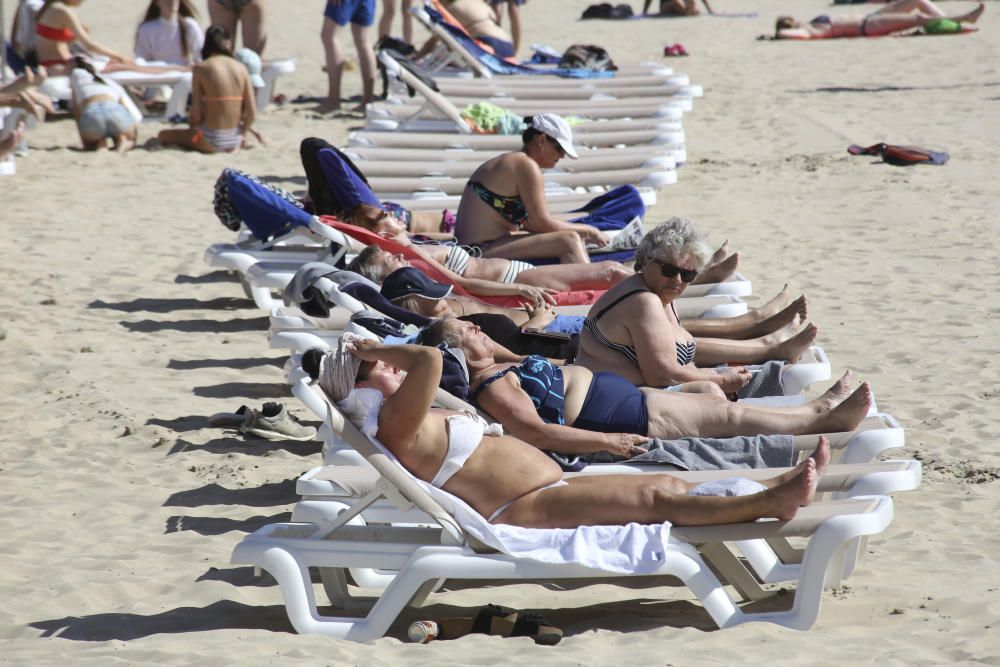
xmin=1 ymin=0 xmax=998 ymax=662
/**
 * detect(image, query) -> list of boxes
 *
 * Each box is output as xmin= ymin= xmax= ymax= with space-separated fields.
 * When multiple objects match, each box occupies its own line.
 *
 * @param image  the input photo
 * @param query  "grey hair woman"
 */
xmin=574 ymin=218 xmax=818 ymax=393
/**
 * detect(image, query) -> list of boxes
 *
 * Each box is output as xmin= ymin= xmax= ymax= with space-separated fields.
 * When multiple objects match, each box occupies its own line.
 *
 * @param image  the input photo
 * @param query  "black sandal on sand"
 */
xmin=427 ymin=604 xmax=563 ymax=645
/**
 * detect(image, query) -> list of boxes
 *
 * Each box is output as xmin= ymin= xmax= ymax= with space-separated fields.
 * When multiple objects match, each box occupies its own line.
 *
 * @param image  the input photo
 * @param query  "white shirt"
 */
xmin=70 ymin=68 xmax=124 ymax=102
xmin=135 ymin=17 xmax=205 ymax=65
xmin=13 ymin=0 xmax=45 ymax=54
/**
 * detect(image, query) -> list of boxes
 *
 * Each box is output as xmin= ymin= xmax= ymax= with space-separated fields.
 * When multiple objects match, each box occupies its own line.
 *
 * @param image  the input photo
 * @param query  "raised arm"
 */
xmin=515 ymin=155 xmax=608 ymax=246
xmin=476 ymin=374 xmax=647 ymax=457
xmin=240 ymin=68 xmax=257 ymax=131
xmin=507 ymin=1 xmax=522 ymax=55
xmin=349 ymin=340 xmax=443 ymax=452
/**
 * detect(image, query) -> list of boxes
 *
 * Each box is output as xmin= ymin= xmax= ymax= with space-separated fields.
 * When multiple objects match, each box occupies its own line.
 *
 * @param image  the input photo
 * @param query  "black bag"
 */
xmin=558 ymin=44 xmax=618 ymax=71
xmin=581 ymin=3 xmax=634 ymax=19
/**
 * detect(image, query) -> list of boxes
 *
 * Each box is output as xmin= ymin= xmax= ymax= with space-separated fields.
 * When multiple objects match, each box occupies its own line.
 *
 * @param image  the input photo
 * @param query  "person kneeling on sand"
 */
xmin=305 ymin=336 xmax=829 ymax=528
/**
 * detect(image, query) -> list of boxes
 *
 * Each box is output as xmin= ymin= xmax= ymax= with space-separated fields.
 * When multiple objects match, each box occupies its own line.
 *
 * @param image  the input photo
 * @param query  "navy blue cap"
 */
xmin=380 ymin=267 xmax=453 ymax=302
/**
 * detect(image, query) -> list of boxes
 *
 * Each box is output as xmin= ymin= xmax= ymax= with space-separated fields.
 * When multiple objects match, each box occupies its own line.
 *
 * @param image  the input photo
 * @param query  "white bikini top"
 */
xmin=430 ymin=411 xmax=503 ymax=488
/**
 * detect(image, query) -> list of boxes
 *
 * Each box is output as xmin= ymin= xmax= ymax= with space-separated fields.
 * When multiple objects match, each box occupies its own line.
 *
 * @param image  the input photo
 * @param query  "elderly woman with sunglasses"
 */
xmin=574 ymin=219 xmax=819 ymax=396
xmin=454 ymin=113 xmax=611 ymax=265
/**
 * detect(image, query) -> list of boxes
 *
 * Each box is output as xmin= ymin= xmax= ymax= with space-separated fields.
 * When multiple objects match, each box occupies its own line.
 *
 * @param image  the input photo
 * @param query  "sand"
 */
xmin=1 ymin=0 xmax=999 ymax=663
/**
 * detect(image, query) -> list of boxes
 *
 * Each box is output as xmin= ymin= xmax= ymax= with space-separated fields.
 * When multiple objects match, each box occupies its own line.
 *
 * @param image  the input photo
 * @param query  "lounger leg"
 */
xmin=699 ymin=543 xmax=769 ymax=602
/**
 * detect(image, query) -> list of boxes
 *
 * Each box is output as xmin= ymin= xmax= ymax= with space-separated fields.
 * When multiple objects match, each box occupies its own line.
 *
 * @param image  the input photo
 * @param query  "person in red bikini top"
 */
xmin=34 ymin=0 xmax=133 ymax=73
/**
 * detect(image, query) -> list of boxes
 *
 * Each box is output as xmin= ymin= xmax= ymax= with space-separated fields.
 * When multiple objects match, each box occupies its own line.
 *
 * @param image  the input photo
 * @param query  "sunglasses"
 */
xmin=651 ymin=259 xmax=698 ymax=283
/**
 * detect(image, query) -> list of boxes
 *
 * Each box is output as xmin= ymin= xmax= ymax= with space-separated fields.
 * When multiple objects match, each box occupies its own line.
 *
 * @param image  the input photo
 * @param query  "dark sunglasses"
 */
xmin=651 ymin=259 xmax=698 ymax=283
xmin=546 ymin=135 xmax=566 ymax=157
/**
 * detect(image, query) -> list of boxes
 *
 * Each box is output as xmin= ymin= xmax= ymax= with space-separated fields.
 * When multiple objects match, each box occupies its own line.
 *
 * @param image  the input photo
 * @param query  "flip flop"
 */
xmin=419 ymin=604 xmax=564 ymax=644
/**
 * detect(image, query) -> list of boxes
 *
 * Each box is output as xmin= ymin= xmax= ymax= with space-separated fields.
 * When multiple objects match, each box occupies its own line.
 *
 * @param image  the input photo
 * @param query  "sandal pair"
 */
xmin=413 ymin=604 xmax=563 ymax=645
xmin=663 ymin=43 xmax=689 ymax=56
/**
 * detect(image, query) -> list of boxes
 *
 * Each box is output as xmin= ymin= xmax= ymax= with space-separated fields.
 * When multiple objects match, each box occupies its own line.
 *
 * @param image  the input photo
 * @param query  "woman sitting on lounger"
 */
xmin=773 ymin=0 xmax=983 ymax=39
xmin=305 ymin=336 xmax=827 ymax=528
xmin=421 ymin=317 xmax=870 ymax=455
xmin=574 ymin=218 xmax=817 ymax=395
xmin=348 ymin=204 xmax=633 ymax=292
xmin=157 ymin=26 xmax=258 ymax=153
xmin=454 ymin=113 xmax=611 ymax=264
xmin=33 ymin=0 xmax=133 ymax=73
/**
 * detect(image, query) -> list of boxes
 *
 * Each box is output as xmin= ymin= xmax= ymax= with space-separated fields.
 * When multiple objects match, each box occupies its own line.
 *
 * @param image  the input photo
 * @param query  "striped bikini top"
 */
xmin=583 ymin=289 xmax=697 ymax=366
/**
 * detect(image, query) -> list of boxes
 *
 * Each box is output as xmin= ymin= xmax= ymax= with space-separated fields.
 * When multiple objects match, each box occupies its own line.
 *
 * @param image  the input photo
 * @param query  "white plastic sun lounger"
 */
xmin=354 ymin=151 xmax=679 ymax=177
xmin=349 ymin=126 xmax=680 ymax=151
xmin=231 ymin=382 xmax=896 ymax=638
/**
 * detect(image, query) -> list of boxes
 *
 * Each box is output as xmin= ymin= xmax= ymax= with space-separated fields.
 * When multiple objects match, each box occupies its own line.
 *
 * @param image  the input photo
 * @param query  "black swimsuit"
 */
xmin=466 ymin=180 xmax=528 ymax=227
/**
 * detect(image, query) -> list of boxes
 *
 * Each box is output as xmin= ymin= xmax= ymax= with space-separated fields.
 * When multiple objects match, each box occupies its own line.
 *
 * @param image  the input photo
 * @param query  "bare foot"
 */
xmin=316 ymin=100 xmax=342 ymax=113
xmin=709 ymin=239 xmax=730 ymax=266
xmin=767 ymin=437 xmax=829 ymax=487
xmin=959 ymin=3 xmax=984 ymax=24
xmin=816 ymin=382 xmax=871 ymax=433
xmin=773 ymin=321 xmax=818 ymax=363
xmin=25 ymin=90 xmax=55 ymax=115
xmin=15 ymin=92 xmax=44 ymax=121
xmin=694 ymin=252 xmax=739 ymax=285
xmin=760 ymin=314 xmax=802 ymax=346
xmin=809 ymin=371 xmax=854 ymax=412
xmin=748 ymin=285 xmax=792 ymax=322
xmin=768 ymin=458 xmax=818 ymax=520
xmin=753 ymin=295 xmax=807 ymax=340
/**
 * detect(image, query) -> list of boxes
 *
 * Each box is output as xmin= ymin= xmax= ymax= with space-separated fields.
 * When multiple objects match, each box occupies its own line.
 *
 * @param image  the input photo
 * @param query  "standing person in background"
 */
xmin=9 ymin=0 xmax=45 ymax=73
xmin=207 ymin=0 xmax=267 ymax=55
xmin=489 ymin=0 xmax=522 ymax=55
xmin=136 ymin=0 xmax=205 ymax=65
xmin=377 ymin=0 xmax=414 ymax=45
xmin=319 ymin=0 xmax=376 ymax=112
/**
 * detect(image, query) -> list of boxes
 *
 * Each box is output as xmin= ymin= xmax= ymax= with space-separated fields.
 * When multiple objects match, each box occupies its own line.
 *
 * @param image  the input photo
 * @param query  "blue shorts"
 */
xmin=324 ymin=0 xmax=375 ymax=27
xmin=78 ymin=102 xmax=135 ymax=139
xmin=489 ymin=0 xmax=526 ymax=5
xmin=573 ymin=372 xmax=649 ymax=435
xmin=476 ymin=35 xmax=515 ymax=58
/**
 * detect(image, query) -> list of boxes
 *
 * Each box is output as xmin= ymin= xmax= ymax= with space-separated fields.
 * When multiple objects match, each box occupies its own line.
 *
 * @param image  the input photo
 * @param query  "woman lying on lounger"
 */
xmin=454 ymin=113 xmax=611 ymax=264
xmin=346 ymin=209 xmax=632 ymax=292
xmin=574 ymin=218 xmax=817 ymax=395
xmin=309 ymin=336 xmax=827 ymax=528
xmin=348 ymin=202 xmax=742 ymax=288
xmin=773 ymin=0 xmax=983 ymax=39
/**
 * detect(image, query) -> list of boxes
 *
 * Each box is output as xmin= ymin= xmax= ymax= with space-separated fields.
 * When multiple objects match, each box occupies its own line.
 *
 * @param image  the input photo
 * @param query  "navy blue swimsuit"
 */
xmin=472 ymin=356 xmax=649 ymax=436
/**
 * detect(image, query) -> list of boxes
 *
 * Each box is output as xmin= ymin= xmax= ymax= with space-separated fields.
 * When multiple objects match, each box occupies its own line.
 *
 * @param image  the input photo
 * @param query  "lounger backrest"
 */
xmin=299 ymin=378 xmax=467 ymax=544
xmin=377 ymin=50 xmax=471 ymax=133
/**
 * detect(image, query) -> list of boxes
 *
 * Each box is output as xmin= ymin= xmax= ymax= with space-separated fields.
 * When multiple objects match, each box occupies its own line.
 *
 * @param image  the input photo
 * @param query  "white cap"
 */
xmin=529 ymin=113 xmax=578 ymax=159
xmin=234 ymin=47 xmax=265 ymax=88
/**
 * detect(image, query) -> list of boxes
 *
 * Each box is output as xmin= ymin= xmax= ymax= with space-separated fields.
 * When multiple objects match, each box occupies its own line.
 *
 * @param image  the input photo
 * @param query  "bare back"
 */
xmin=191 ymin=55 xmax=255 ymax=131
xmin=456 ymin=152 xmax=532 ymax=245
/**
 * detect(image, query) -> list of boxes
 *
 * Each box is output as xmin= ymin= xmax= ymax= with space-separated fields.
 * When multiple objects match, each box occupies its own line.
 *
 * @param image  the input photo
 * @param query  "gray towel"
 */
xmin=584 ymin=433 xmax=794 ymax=471
xmin=737 ymin=360 xmax=785 ymax=399
xmin=284 ymin=262 xmax=339 ymax=307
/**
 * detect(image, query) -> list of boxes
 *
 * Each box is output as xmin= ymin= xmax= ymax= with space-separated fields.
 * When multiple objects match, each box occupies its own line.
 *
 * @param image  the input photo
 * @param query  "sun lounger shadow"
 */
xmin=191 ymin=381 xmax=290 ymax=400
xmin=121 ymin=317 xmax=269 ymax=334
xmin=174 ymin=270 xmax=239 ymax=284
xmin=164 ymin=479 xmax=298 ymax=508
xmin=167 ymin=357 xmax=282 ymax=371
xmin=165 ymin=512 xmax=290 ymax=536
xmin=89 ymin=297 xmax=254 ymax=313
xmin=197 ymin=565 xmax=279 ymax=587
xmin=30 ymin=601 xmax=294 ymax=641
xmin=146 ymin=415 xmax=211 ymax=433
xmin=168 ymin=436 xmax=319 ymax=458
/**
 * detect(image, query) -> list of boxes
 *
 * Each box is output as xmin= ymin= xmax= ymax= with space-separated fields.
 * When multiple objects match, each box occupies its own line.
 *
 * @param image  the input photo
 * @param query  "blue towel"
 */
xmin=569 ymin=184 xmax=645 ymax=231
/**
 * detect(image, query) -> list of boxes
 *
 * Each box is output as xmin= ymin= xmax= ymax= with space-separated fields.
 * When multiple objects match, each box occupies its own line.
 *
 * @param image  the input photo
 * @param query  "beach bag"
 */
xmin=558 ymin=44 xmax=618 ymax=72
xmin=213 ymin=168 xmax=308 ymax=234
xmin=924 ymin=18 xmax=962 ymax=34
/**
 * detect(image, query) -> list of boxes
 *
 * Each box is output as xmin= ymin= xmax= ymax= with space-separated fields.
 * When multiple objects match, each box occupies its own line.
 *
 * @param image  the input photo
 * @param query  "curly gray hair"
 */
xmin=345 ymin=244 xmax=387 ymax=284
xmin=633 ymin=217 xmax=712 ymax=271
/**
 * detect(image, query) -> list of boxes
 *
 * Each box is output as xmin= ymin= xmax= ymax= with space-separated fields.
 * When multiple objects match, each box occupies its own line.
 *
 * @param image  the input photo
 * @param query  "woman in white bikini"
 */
xmin=303 ymin=336 xmax=829 ymax=529
xmin=157 ymin=26 xmax=259 ymax=153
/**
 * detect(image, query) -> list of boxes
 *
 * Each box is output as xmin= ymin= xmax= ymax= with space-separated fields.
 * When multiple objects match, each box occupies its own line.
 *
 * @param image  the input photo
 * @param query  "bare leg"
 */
xmin=643 ymin=382 xmax=871 ymax=439
xmin=873 ymin=0 xmax=945 ymax=17
xmin=351 ymin=22 xmax=377 ymax=109
xmin=112 ymin=125 xmax=139 ymax=153
xmin=743 ymin=373 xmax=854 ymax=415
xmin=693 ymin=252 xmax=738 ymax=285
xmin=683 ymin=293 xmax=807 ymax=339
xmin=862 ymin=3 xmax=982 ymax=35
xmin=515 ymin=260 xmax=631 ymax=291
xmin=378 ymin=0 xmax=396 ymax=38
xmin=692 ymin=322 xmax=818 ymax=365
xmin=401 ymin=0 xmax=414 ymax=43
xmin=0 ymin=124 xmax=26 ymax=159
xmin=494 ymin=458 xmax=818 ymax=528
xmin=241 ymin=0 xmax=269 ymax=55
xmin=157 ymin=127 xmax=217 ymax=153
xmin=483 ymin=231 xmax=590 ymax=264
xmin=208 ymin=2 xmax=240 ymax=42
xmin=320 ymin=18 xmax=346 ymax=112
